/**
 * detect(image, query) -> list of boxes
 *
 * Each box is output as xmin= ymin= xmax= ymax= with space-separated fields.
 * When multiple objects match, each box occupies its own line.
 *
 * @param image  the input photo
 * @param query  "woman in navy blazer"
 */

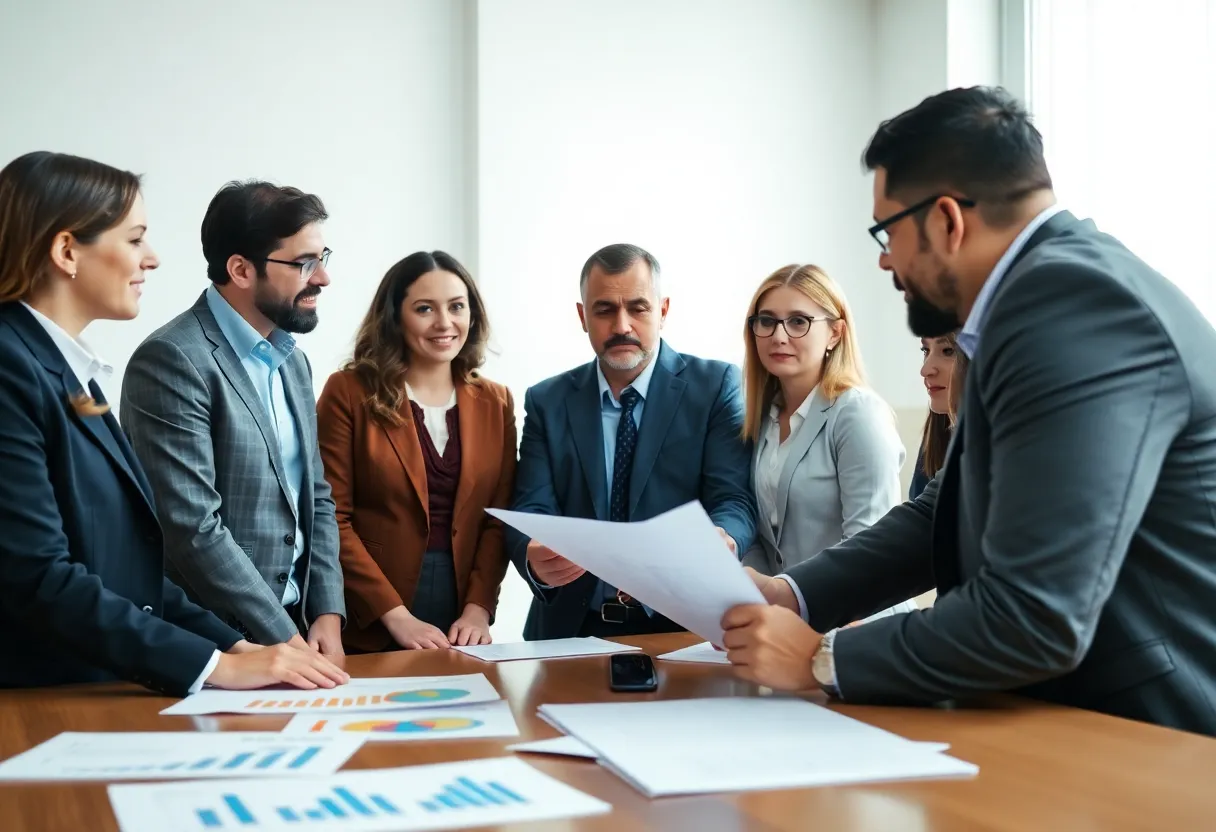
xmin=0 ymin=151 xmax=348 ymax=696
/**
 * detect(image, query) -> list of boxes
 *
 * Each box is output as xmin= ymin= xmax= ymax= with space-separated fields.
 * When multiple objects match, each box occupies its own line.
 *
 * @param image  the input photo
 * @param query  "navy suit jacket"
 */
xmin=507 ymin=341 xmax=756 ymax=639
xmin=0 ymin=303 xmax=242 ymax=696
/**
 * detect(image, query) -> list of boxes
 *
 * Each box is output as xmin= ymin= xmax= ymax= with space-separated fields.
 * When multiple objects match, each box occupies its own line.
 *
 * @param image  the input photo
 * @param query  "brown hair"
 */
xmin=742 ymin=264 xmax=867 ymax=442
xmin=0 ymin=151 xmax=141 ymax=416
xmin=345 ymin=250 xmax=490 ymax=426
xmin=919 ymin=331 xmax=970 ymax=478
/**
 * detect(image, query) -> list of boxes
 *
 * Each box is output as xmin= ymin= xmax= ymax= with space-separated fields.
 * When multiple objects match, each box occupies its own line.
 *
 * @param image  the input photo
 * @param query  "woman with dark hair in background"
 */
xmin=317 ymin=251 xmax=515 ymax=653
xmin=0 ymin=151 xmax=348 ymax=694
xmin=910 ymin=331 xmax=968 ymax=499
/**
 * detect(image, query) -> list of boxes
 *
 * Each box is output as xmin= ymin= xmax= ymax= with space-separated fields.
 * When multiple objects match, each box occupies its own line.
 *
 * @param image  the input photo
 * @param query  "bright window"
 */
xmin=1028 ymin=1 xmax=1216 ymax=321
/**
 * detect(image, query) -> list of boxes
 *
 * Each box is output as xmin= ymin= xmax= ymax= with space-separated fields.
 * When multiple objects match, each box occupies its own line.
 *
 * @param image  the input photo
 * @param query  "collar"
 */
xmin=596 ymin=345 xmax=659 ymax=408
xmin=405 ymin=382 xmax=456 ymax=409
xmin=768 ymin=385 xmax=820 ymax=421
xmin=205 ymin=285 xmax=296 ymax=369
xmin=957 ymin=204 xmax=1066 ymax=358
xmin=19 ymin=302 xmax=113 ymax=389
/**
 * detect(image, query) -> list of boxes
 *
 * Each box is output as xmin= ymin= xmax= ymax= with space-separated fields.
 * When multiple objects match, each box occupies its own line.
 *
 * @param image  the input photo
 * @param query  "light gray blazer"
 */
xmin=120 ymin=292 xmax=345 ymax=644
xmin=742 ymin=386 xmax=906 ymax=578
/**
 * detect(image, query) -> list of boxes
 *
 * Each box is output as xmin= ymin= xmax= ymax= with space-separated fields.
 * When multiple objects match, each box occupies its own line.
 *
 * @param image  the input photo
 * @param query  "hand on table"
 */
xmin=448 ymin=604 xmax=493 ymax=646
xmin=307 ymin=613 xmax=346 ymax=669
xmin=382 ymin=606 xmax=450 ymax=650
xmin=207 ymin=644 xmax=349 ymax=690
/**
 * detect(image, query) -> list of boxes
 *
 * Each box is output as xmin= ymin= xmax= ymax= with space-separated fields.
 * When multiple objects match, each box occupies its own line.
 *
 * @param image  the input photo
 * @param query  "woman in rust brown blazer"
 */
xmin=316 ymin=250 xmax=515 ymax=652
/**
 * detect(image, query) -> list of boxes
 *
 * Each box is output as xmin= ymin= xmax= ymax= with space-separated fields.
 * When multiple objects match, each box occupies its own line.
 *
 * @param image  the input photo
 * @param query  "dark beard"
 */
xmin=255 ymin=284 xmax=320 ymax=334
xmin=905 ymin=288 xmax=960 ymax=337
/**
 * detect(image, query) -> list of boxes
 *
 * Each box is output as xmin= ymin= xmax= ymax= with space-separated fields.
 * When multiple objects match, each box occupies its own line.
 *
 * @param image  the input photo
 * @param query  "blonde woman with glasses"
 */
xmin=740 ymin=265 xmax=915 ymax=615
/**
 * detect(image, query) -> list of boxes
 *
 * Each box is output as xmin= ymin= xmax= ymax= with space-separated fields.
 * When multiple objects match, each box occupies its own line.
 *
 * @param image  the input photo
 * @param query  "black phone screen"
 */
xmin=610 ymin=653 xmax=658 ymax=691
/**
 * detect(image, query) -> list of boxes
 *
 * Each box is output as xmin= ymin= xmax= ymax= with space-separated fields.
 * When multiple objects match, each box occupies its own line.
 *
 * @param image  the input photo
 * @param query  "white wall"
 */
xmin=1 ymin=0 xmax=998 ymax=643
xmin=0 ymin=0 xmax=470 ymax=389
xmin=474 ymin=0 xmax=880 ymax=639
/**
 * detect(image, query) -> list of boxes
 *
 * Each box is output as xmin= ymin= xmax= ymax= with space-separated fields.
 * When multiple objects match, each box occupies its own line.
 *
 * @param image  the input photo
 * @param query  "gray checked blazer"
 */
xmin=120 ymin=291 xmax=345 ymax=644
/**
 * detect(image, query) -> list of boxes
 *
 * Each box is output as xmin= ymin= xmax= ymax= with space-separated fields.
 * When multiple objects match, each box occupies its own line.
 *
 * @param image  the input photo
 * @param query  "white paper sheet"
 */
xmin=453 ymin=637 xmax=641 ymax=662
xmin=281 ymin=701 xmax=519 ymax=742
xmin=506 ymin=736 xmax=598 ymax=759
xmin=107 ymin=757 xmax=611 ymax=832
xmin=538 ymin=697 xmax=976 ymax=797
xmin=488 ymin=502 xmax=765 ymax=645
xmin=0 ymin=732 xmax=364 ymax=782
xmin=657 ymin=641 xmax=731 ymax=665
xmin=161 ymin=674 xmax=501 ymax=716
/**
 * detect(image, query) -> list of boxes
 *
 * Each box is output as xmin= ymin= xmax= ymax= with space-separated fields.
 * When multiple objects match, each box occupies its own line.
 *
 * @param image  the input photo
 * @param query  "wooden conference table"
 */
xmin=2 ymin=632 xmax=1216 ymax=831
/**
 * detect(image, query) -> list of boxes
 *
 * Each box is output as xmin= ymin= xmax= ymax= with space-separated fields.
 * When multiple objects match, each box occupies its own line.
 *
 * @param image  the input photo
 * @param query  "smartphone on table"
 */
xmin=609 ymin=653 xmax=658 ymax=692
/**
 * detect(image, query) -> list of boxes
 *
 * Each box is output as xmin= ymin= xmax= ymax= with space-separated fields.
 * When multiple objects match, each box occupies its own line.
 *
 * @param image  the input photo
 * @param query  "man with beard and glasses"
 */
xmin=722 ymin=86 xmax=1216 ymax=736
xmin=508 ymin=243 xmax=755 ymax=640
xmin=120 ymin=181 xmax=345 ymax=665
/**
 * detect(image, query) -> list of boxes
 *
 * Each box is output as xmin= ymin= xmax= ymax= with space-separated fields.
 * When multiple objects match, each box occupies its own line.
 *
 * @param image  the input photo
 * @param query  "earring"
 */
xmin=825 ymin=348 xmax=833 ymax=357
xmin=69 ymin=272 xmax=76 ymax=280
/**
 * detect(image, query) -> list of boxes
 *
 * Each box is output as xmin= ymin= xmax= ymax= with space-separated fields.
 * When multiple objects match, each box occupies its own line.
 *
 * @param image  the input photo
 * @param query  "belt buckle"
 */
xmin=601 ymin=603 xmax=628 ymax=624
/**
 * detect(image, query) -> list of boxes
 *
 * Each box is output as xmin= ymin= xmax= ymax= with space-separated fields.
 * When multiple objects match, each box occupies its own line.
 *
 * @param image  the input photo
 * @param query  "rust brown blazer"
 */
xmin=316 ymin=369 xmax=516 ymax=652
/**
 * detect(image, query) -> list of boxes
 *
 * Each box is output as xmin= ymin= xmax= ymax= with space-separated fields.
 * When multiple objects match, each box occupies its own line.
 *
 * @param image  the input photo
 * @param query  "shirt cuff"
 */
xmin=820 ymin=628 xmax=841 ymax=699
xmin=776 ymin=574 xmax=809 ymax=622
xmin=527 ymin=560 xmax=556 ymax=591
xmin=189 ymin=650 xmax=222 ymax=694
xmin=857 ymin=598 xmax=919 ymax=623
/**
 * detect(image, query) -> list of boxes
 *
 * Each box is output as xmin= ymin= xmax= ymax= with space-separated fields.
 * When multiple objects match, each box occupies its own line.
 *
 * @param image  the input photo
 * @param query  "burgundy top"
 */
xmin=410 ymin=401 xmax=462 ymax=552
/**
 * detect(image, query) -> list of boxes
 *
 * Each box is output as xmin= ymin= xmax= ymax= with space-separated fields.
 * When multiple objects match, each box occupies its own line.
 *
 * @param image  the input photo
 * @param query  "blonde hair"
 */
xmin=742 ymin=264 xmax=866 ymax=441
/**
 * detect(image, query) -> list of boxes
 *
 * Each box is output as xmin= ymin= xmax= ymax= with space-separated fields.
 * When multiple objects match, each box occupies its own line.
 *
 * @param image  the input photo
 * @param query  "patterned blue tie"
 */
xmin=610 ymin=387 xmax=640 ymax=522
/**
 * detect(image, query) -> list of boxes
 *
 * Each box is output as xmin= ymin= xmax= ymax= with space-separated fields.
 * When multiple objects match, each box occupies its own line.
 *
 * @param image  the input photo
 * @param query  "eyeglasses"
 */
xmin=868 ymin=195 xmax=976 ymax=253
xmin=260 ymin=247 xmax=332 ymax=280
xmin=748 ymin=314 xmax=835 ymax=339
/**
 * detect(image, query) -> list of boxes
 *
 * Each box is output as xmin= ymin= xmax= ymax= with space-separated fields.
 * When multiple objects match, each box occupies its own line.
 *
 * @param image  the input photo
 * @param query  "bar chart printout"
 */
xmin=107 ymin=758 xmax=612 ymax=832
xmin=0 ymin=733 xmax=364 ymax=781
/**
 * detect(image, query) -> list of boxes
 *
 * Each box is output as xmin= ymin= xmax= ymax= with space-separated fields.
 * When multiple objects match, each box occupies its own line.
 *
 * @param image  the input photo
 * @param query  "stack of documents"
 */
xmin=537 ymin=697 xmax=977 ymax=797
xmin=489 ymin=502 xmax=766 ymax=645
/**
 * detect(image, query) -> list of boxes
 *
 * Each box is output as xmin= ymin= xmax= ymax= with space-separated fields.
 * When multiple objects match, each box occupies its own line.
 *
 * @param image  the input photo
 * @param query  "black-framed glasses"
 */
xmin=749 ymin=313 xmax=835 ymax=339
xmin=868 ymin=195 xmax=976 ymax=252
xmin=261 ymin=247 xmax=332 ymax=280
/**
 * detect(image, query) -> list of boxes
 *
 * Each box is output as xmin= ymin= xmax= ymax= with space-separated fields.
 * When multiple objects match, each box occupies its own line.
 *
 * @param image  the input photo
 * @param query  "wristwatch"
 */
xmin=812 ymin=629 xmax=840 ymax=697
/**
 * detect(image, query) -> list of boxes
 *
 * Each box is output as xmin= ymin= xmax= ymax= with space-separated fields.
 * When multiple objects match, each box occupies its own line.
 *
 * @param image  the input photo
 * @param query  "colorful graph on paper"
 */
xmin=160 ymin=674 xmax=502 ymax=716
xmin=280 ymin=701 xmax=520 ymax=743
xmin=107 ymin=758 xmax=612 ymax=832
xmin=0 ymin=733 xmax=364 ymax=782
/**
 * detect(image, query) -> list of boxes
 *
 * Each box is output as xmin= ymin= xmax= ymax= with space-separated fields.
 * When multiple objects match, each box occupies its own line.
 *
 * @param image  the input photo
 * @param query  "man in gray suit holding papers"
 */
xmin=121 ymin=181 xmax=346 ymax=661
xmin=723 ymin=86 xmax=1216 ymax=736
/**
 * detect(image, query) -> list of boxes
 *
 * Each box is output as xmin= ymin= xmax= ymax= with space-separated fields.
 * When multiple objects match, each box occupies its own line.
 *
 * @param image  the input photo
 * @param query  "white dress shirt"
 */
xmin=405 ymin=383 xmax=457 ymax=455
xmin=755 ymin=389 xmax=819 ymax=534
xmin=20 ymin=302 xmax=220 ymax=693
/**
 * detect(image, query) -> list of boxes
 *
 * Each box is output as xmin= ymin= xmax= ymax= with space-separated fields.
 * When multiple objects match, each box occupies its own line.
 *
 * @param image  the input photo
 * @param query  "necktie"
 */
xmin=609 ymin=387 xmax=641 ymax=522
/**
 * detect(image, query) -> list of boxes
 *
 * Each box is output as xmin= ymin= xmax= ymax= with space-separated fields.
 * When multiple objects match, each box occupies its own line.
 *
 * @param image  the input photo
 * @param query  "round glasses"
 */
xmin=748 ymin=314 xmax=836 ymax=339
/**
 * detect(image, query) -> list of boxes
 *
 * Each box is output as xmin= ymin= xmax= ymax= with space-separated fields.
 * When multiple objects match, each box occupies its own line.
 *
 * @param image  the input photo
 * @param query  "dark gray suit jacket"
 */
xmin=788 ymin=211 xmax=1216 ymax=735
xmin=120 ymin=292 xmax=345 ymax=644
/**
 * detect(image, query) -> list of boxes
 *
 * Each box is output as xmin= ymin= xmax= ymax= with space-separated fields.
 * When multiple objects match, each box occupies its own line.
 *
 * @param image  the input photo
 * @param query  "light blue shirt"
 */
xmin=591 ymin=355 xmax=658 ymax=611
xmin=205 ymin=286 xmax=306 ymax=607
xmin=956 ymin=204 xmax=1066 ymax=358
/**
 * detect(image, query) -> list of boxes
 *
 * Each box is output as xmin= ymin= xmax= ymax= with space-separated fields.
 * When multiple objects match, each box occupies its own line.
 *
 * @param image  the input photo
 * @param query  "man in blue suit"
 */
xmin=508 ymin=243 xmax=756 ymax=640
